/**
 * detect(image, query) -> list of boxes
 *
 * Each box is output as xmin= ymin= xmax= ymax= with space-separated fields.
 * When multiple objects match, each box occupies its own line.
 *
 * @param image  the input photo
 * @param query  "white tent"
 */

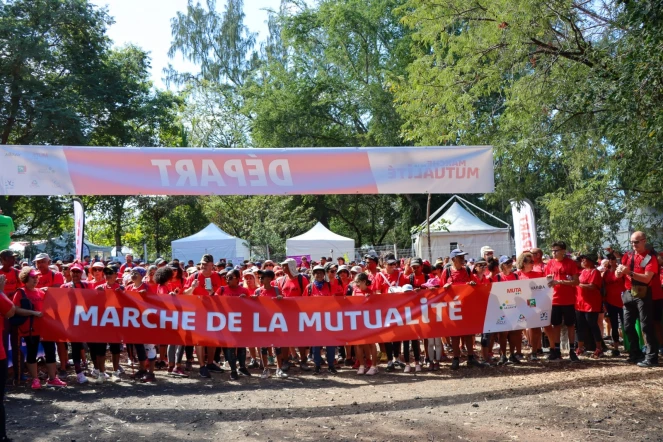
xmin=286 ymin=222 xmax=355 ymax=261
xmin=171 ymin=223 xmax=250 ymax=264
xmin=414 ymin=198 xmax=512 ymax=261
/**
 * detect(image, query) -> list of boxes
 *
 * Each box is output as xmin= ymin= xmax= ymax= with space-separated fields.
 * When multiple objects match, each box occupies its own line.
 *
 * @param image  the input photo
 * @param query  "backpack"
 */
xmin=9 ymin=288 xmax=34 ymax=334
xmin=255 ymin=286 xmax=281 ymax=297
xmin=445 ymin=266 xmax=471 ymax=281
xmin=307 ymin=281 xmax=331 ymax=296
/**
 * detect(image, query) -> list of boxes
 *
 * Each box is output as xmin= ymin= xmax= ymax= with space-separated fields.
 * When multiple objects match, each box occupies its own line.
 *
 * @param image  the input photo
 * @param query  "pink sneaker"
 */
xmin=47 ymin=378 xmax=67 ymax=388
xmin=31 ymin=378 xmax=41 ymax=390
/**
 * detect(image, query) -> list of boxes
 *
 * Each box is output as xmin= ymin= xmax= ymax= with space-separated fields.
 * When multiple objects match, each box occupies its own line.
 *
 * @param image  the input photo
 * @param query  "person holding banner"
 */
xmin=308 ymin=266 xmax=337 ymax=374
xmin=351 ymin=273 xmax=379 ymax=375
xmin=443 ymin=249 xmax=485 ymax=370
xmin=13 ymin=267 xmax=65 ymax=389
xmin=60 ymin=263 xmax=93 ymax=384
xmin=277 ymin=258 xmax=311 ymax=372
xmin=544 ymin=241 xmax=580 ymax=363
xmin=496 ymin=256 xmax=522 ymax=365
xmin=516 ymin=252 xmax=545 ymax=360
xmin=0 ymin=273 xmax=18 ymax=441
xmin=218 ymin=269 xmax=250 ymax=380
xmin=575 ymin=254 xmax=604 ymax=359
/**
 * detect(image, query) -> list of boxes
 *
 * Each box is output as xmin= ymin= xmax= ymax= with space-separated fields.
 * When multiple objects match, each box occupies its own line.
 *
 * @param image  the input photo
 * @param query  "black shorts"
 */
xmin=551 ymin=305 xmax=576 ymax=327
xmin=653 ymin=299 xmax=663 ymax=323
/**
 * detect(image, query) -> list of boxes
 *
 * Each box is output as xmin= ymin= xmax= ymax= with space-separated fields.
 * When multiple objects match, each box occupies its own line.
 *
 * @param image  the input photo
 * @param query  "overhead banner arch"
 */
xmin=0 ymin=145 xmax=493 ymax=195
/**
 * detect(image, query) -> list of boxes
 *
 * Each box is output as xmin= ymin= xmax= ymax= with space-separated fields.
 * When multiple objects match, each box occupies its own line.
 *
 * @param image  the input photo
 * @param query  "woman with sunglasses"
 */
xmin=89 ymin=262 xmax=106 ymax=286
xmin=602 ymin=253 xmax=624 ymax=356
xmin=516 ymin=252 xmax=545 ymax=360
xmin=242 ymin=270 xmax=261 ymax=369
xmin=92 ymin=266 xmax=125 ymax=382
xmin=60 ymin=262 xmax=94 ymax=384
xmin=350 ymin=273 xmax=379 ymax=375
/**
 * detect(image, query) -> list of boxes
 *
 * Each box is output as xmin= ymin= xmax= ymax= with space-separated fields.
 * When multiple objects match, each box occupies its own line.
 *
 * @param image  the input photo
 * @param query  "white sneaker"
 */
xmin=366 ymin=366 xmax=378 ymax=375
xmin=404 ymin=365 xmax=411 ymax=373
xmin=117 ymin=366 xmax=125 ymax=374
xmin=90 ymin=369 xmax=100 ymax=379
xmin=97 ymin=372 xmax=105 ymax=383
xmin=261 ymin=369 xmax=271 ymax=379
xmin=76 ymin=372 xmax=89 ymax=384
xmin=414 ymin=364 xmax=422 ymax=372
xmin=275 ymin=369 xmax=288 ymax=379
xmin=111 ymin=370 xmax=122 ymax=382
xmin=357 ymin=366 xmax=365 ymax=375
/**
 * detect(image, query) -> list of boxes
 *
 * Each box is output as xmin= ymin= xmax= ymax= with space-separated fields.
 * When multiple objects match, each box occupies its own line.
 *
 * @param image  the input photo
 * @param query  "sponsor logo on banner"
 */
xmin=30 ymin=180 xmax=39 ymax=188
xmin=527 ymin=299 xmax=537 ymax=307
xmin=540 ymin=311 xmax=549 ymax=321
xmin=5 ymin=152 xmax=19 ymax=157
xmin=500 ymin=300 xmax=517 ymax=310
xmin=518 ymin=314 xmax=526 ymax=323
xmin=4 ymin=180 xmax=14 ymax=190
xmin=17 ymin=165 xmax=26 ymax=174
xmin=496 ymin=315 xmax=506 ymax=325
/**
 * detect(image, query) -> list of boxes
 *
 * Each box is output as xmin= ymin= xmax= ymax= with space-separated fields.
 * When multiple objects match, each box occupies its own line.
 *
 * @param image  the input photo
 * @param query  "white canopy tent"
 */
xmin=286 ymin=222 xmax=355 ymax=261
xmin=171 ymin=223 xmax=250 ymax=264
xmin=413 ymin=196 xmax=512 ymax=261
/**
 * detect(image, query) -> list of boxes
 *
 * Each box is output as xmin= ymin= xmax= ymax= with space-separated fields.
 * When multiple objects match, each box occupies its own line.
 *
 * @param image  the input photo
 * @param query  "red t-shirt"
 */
xmin=474 ymin=273 xmax=491 ymax=285
xmin=0 ymin=293 xmax=14 ymax=359
xmin=329 ymin=278 xmax=344 ymax=296
xmin=97 ymin=282 xmax=124 ymax=291
xmin=651 ymin=270 xmax=663 ymax=301
xmin=367 ymin=270 xmax=390 ymax=294
xmin=13 ymin=287 xmax=45 ymax=336
xmin=603 ymin=270 xmax=624 ymax=308
xmin=532 ymin=262 xmax=546 ymax=274
xmin=576 ymin=268 xmax=603 ymax=312
xmin=61 ymin=281 xmax=93 ymax=289
xmin=126 ymin=282 xmax=155 ymax=294
xmin=168 ymin=279 xmax=184 ymax=294
xmin=277 ymin=274 xmax=310 ymax=297
xmin=307 ymin=281 xmax=333 ymax=296
xmin=216 ymin=285 xmax=250 ymax=297
xmin=383 ymin=270 xmax=403 ymax=288
xmin=518 ymin=270 xmax=544 ymax=279
xmin=499 ymin=272 xmax=519 ymax=282
xmin=36 ymin=270 xmax=64 ymax=289
xmin=0 ymin=267 xmax=22 ymax=296
xmin=545 ymin=257 xmax=579 ymax=306
xmin=403 ymin=272 xmax=428 ymax=288
xmin=350 ymin=284 xmax=373 ymax=297
xmin=621 ymin=251 xmax=660 ymax=290
xmin=119 ymin=262 xmax=136 ymax=274
xmin=255 ymin=285 xmax=280 ymax=298
xmin=184 ymin=272 xmax=223 ymax=296
xmin=444 ymin=267 xmax=477 ymax=286
xmin=156 ymin=284 xmax=171 ymax=296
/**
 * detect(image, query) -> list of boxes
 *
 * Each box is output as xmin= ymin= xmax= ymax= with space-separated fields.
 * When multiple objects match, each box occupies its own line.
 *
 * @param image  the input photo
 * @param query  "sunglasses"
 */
xmin=71 ymin=270 xmax=82 ymax=274
xmin=630 ymin=240 xmax=642 ymax=245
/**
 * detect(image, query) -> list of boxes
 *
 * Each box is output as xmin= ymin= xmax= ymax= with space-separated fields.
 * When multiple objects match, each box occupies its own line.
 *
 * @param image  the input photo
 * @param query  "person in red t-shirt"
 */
xmin=308 ymin=266 xmax=337 ymax=374
xmin=516 ymin=252 xmax=545 ymax=361
xmin=89 ymin=261 xmax=106 ymax=286
xmin=602 ymin=254 xmax=624 ymax=356
xmin=495 ymin=256 xmax=523 ymax=366
xmin=277 ymin=258 xmax=311 ymax=372
xmin=252 ymin=270 xmax=288 ymax=379
xmin=13 ymin=268 xmax=63 ymax=390
xmin=544 ymin=241 xmax=580 ymax=362
xmin=443 ymin=249 xmax=484 ymax=370
xmin=351 ymin=273 xmax=379 ymax=376
xmin=616 ymin=232 xmax=659 ymax=367
xmin=575 ymin=254 xmax=604 ymax=359
xmin=325 ymin=264 xmax=344 ymax=296
xmin=0 ymin=272 xmax=18 ymax=440
xmin=218 ymin=269 xmax=250 ymax=380
xmin=654 ymin=253 xmax=663 ymax=349
xmin=60 ymin=262 xmax=93 ymax=384
xmin=300 ymin=256 xmax=311 ymax=269
xmin=119 ymin=254 xmax=136 ymax=274
xmin=0 ymin=250 xmax=22 ymax=297
xmin=530 ymin=248 xmax=546 ymax=274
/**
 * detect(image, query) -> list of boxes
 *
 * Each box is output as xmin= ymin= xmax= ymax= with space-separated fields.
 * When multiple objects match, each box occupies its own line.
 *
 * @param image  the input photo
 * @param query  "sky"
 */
xmin=90 ymin=0 xmax=281 ymax=89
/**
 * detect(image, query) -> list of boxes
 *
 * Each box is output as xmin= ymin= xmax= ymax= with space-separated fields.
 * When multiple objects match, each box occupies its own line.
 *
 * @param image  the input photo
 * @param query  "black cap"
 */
xmin=0 ymin=249 xmax=17 ymax=259
xmin=257 ymin=269 xmax=275 ymax=279
xmin=364 ymin=254 xmax=379 ymax=263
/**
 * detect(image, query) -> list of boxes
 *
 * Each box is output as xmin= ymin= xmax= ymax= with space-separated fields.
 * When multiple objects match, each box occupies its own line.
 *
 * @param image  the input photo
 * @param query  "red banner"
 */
xmin=39 ymin=287 xmax=491 ymax=347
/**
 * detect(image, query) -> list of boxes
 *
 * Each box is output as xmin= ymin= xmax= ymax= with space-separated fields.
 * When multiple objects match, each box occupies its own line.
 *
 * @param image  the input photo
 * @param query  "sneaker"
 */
xmin=131 ymin=369 xmax=147 ymax=380
xmin=609 ymin=349 xmax=620 ymax=357
xmin=206 ymin=363 xmax=224 ymax=373
xmin=249 ymin=358 xmax=260 ymax=369
xmin=396 ymin=361 xmax=406 ymax=369
xmin=404 ymin=365 xmax=411 ymax=373
xmin=76 ymin=372 xmax=89 ymax=384
xmin=171 ymin=368 xmax=189 ymax=378
xmin=508 ymin=355 xmax=521 ymax=365
xmin=199 ymin=366 xmax=211 ymax=378
xmin=111 ymin=370 xmax=122 ymax=382
xmin=31 ymin=378 xmax=41 ymax=390
xmin=467 ymin=357 xmax=485 ymax=368
xmin=268 ymin=356 xmax=276 ymax=366
xmin=327 ymin=366 xmax=337 ymax=374
xmin=450 ymin=358 xmax=460 ymax=370
xmin=261 ymin=369 xmax=271 ymax=379
xmin=414 ymin=364 xmax=422 ymax=372
xmin=352 ymin=359 xmax=361 ymax=369
xmin=529 ymin=354 xmax=539 ymax=362
xmin=386 ymin=361 xmax=395 ymax=372
xmin=58 ymin=370 xmax=68 ymax=380
xmin=185 ymin=360 xmax=193 ymax=371
xmin=569 ymin=351 xmax=581 ymax=363
xmin=47 ymin=377 xmax=67 ymax=388
xmin=357 ymin=366 xmax=365 ymax=375
xmin=627 ymin=354 xmax=645 ymax=364
xmin=89 ymin=368 xmax=100 ymax=379
xmin=439 ymin=354 xmax=449 ymax=362
xmin=433 ymin=362 xmax=440 ymax=371
xmin=299 ymin=362 xmax=311 ymax=372
xmin=546 ymin=350 xmax=562 ymax=362
xmin=591 ymin=349 xmax=603 ymax=359
xmin=575 ymin=347 xmax=585 ymax=356
xmin=141 ymin=371 xmax=156 ymax=383
xmin=117 ymin=366 xmax=125 ymax=374
xmin=275 ymin=369 xmax=288 ymax=379
xmin=637 ymin=359 xmax=658 ymax=368
xmin=366 ymin=366 xmax=378 ymax=375
xmin=238 ymin=367 xmax=252 ymax=377
xmin=497 ymin=355 xmax=508 ymax=366
xmin=281 ymin=361 xmax=291 ymax=372
xmin=230 ymin=371 xmax=239 ymax=381
xmin=313 ymin=366 xmax=321 ymax=375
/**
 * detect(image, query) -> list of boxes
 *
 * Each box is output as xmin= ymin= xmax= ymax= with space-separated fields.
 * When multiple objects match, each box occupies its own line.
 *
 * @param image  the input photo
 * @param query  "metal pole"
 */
xmin=427 ymin=193 xmax=432 ymax=262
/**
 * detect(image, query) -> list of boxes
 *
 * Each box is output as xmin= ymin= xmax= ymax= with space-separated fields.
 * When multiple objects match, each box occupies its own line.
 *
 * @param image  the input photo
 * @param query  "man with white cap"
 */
xmin=276 ymin=258 xmax=311 ymax=371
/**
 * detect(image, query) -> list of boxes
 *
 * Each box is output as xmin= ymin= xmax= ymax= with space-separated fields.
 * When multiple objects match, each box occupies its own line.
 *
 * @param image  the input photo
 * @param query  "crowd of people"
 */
xmin=0 ymin=231 xmax=661 ymax=401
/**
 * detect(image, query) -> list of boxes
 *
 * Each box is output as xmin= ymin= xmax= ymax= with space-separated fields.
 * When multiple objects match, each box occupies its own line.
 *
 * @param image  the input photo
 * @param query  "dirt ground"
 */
xmin=5 ymin=351 xmax=663 ymax=442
